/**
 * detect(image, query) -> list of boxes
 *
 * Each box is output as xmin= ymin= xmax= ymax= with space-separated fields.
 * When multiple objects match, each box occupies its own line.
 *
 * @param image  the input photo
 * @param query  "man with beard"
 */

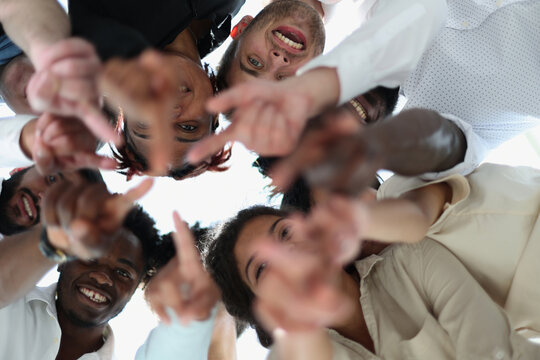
xmin=187 ymin=0 xmax=447 ymax=164
xmin=0 ymin=179 xmax=160 ymax=360
xmin=0 ymin=166 xmax=103 ymax=236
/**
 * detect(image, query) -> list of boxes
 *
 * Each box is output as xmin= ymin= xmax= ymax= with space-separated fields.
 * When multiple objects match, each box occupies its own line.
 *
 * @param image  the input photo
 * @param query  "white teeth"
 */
xmin=22 ymin=197 xmax=33 ymax=218
xmin=349 ymin=99 xmax=367 ymax=120
xmin=79 ymin=287 xmax=107 ymax=304
xmin=274 ymin=31 xmax=303 ymax=50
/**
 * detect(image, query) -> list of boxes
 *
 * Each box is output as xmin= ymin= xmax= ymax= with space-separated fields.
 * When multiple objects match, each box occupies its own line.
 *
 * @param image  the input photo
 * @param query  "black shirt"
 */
xmin=68 ymin=0 xmax=245 ymax=60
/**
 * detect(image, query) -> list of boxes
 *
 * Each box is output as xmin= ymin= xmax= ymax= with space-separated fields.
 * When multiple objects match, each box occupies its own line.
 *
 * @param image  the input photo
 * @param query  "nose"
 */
xmin=89 ymin=271 xmax=113 ymax=287
xmin=271 ymin=50 xmax=289 ymax=65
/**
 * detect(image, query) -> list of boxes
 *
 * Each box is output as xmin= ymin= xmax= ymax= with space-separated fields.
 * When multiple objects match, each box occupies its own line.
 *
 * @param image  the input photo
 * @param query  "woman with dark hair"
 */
xmin=206 ymin=162 xmax=540 ymax=357
xmin=205 ymin=202 xmax=540 ymax=359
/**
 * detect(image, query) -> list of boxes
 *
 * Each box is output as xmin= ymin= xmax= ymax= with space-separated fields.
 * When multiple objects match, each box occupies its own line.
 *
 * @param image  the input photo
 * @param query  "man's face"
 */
xmin=0 ymin=54 xmax=36 ymax=114
xmin=227 ymin=0 xmax=325 ymax=86
xmin=56 ymin=229 xmax=145 ymax=327
xmin=0 ymin=167 xmax=83 ymax=232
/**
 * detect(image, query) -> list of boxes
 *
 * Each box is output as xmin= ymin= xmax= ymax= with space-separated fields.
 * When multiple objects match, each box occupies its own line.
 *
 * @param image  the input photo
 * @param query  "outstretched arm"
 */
xmin=272 ymin=108 xmax=467 ymax=195
xmin=0 ymin=226 xmax=56 ymax=309
xmin=0 ymin=0 xmax=69 ymax=64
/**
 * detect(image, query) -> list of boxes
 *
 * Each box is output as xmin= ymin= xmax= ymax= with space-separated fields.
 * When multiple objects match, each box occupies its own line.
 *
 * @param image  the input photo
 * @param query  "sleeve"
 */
xmin=297 ymin=0 xmax=447 ymax=104
xmin=418 ymin=240 xmax=540 ymax=360
xmin=135 ymin=307 xmax=217 ymax=360
xmin=0 ymin=115 xmax=35 ymax=168
xmin=420 ymin=113 xmax=489 ymax=180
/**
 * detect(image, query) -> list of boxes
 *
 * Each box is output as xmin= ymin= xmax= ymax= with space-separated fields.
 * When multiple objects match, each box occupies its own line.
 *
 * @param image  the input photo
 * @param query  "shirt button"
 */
xmin=53 ymin=337 xmax=59 ymax=344
xmin=461 ymin=20 xmax=469 ymax=28
xmin=496 ymin=0 xmax=502 ymax=7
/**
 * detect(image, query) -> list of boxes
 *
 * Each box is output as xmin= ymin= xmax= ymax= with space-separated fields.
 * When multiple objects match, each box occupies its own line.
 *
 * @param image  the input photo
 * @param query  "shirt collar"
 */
xmin=354 ymin=254 xmax=384 ymax=279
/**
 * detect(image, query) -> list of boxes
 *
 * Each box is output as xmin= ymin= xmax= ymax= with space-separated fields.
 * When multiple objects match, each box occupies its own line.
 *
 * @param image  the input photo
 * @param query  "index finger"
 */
xmin=102 ymin=178 xmax=154 ymax=228
xmin=36 ymin=38 xmax=97 ymax=71
xmin=172 ymin=211 xmax=201 ymax=272
xmin=75 ymin=102 xmax=121 ymax=145
xmin=205 ymin=82 xmax=269 ymax=114
xmin=186 ymin=128 xmax=234 ymax=164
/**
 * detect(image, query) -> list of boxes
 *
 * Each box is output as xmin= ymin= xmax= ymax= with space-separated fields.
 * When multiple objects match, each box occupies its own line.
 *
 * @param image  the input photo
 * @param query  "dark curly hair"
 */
xmin=205 ymin=205 xmax=289 ymax=348
xmin=122 ymin=205 xmax=162 ymax=287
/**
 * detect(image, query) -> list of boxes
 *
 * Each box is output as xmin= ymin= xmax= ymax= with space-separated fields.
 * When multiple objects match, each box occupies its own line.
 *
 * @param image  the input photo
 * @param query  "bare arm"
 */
xmin=208 ymin=304 xmax=237 ymax=360
xmin=0 ymin=226 xmax=56 ymax=309
xmin=0 ymin=0 xmax=70 ymax=64
xmin=374 ymin=109 xmax=467 ymax=176
xmin=364 ymin=183 xmax=451 ymax=243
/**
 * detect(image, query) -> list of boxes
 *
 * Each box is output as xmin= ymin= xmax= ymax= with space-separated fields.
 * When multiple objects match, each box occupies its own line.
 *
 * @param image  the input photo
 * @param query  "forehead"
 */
xmin=109 ymin=229 xmax=145 ymax=270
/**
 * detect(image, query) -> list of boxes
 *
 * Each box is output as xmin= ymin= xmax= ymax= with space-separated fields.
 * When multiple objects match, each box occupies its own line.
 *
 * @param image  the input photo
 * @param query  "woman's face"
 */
xmin=124 ymin=54 xmax=215 ymax=175
xmin=234 ymin=215 xmax=303 ymax=294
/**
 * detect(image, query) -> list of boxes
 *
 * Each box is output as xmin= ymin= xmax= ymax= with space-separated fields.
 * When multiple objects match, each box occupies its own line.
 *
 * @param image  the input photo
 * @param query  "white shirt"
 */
xmin=298 ymin=0 xmax=447 ymax=104
xmin=0 ymin=283 xmax=115 ymax=360
xmin=378 ymin=163 xmax=540 ymax=338
xmin=402 ymin=0 xmax=540 ymax=177
xmin=0 ymin=114 xmax=35 ymax=168
xmin=269 ymin=240 xmax=540 ymax=359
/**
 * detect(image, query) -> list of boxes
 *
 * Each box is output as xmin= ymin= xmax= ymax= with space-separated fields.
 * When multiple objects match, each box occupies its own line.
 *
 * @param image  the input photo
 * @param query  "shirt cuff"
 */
xmin=420 ymin=113 xmax=489 ymax=180
xmin=0 ymin=115 xmax=36 ymax=168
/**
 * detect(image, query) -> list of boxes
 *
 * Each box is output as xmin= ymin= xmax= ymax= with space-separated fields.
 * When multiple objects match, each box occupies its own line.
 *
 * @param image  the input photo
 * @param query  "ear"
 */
xmin=230 ymin=15 xmax=254 ymax=39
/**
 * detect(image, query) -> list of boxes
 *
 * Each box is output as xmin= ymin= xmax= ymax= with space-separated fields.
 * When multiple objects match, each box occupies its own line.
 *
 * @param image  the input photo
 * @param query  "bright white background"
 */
xmin=1 ymin=0 xmax=540 ymax=358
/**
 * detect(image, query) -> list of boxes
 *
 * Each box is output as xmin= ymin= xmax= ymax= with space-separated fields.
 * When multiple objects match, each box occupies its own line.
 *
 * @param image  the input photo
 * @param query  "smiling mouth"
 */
xmin=272 ymin=30 xmax=305 ymax=50
xmin=78 ymin=286 xmax=110 ymax=305
xmin=349 ymin=98 xmax=368 ymax=121
xmin=17 ymin=190 xmax=39 ymax=223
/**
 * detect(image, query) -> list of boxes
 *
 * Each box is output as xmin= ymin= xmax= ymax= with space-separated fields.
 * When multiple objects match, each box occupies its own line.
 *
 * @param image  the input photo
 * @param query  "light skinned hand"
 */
xmin=42 ymin=178 xmax=154 ymax=260
xmin=145 ymin=211 xmax=221 ymax=324
xmin=26 ymin=38 xmax=119 ymax=144
xmin=32 ymin=113 xmax=117 ymax=175
xmin=187 ymin=79 xmax=312 ymax=164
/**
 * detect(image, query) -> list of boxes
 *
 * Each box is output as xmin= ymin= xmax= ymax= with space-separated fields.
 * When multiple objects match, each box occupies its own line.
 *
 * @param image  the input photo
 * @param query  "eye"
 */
xmin=255 ymin=262 xmax=267 ymax=282
xmin=279 ymin=225 xmax=292 ymax=242
xmin=248 ymin=57 xmax=263 ymax=69
xmin=179 ymin=85 xmax=191 ymax=93
xmin=116 ymin=268 xmax=132 ymax=279
xmin=177 ymin=124 xmax=197 ymax=132
xmin=47 ymin=175 xmax=57 ymax=185
xmin=133 ymin=131 xmax=150 ymax=139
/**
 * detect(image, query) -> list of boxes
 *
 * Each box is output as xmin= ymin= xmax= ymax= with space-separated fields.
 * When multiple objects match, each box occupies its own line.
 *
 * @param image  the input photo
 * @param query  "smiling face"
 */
xmin=0 ymin=167 xmax=84 ymax=234
xmin=234 ymin=214 xmax=304 ymax=294
xmin=123 ymin=54 xmax=216 ymax=175
xmin=0 ymin=54 xmax=36 ymax=114
xmin=227 ymin=0 xmax=325 ymax=86
xmin=56 ymin=229 xmax=145 ymax=327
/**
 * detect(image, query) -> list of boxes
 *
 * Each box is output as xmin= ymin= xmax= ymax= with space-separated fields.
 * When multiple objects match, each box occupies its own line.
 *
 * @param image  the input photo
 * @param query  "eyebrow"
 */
xmin=175 ymin=135 xmax=205 ymax=143
xmin=245 ymin=254 xmax=256 ymax=285
xmin=269 ymin=217 xmax=285 ymax=235
xmin=239 ymin=61 xmax=260 ymax=78
xmin=244 ymin=218 xmax=285 ymax=284
xmin=118 ymin=258 xmax=139 ymax=273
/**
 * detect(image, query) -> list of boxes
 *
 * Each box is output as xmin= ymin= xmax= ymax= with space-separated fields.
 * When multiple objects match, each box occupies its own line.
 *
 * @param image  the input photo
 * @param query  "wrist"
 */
xmin=296 ymin=67 xmax=340 ymax=117
xmin=39 ymin=228 xmax=75 ymax=263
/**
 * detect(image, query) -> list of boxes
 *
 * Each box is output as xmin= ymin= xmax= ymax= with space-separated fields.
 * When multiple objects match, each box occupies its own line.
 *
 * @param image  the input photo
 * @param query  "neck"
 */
xmin=55 ymin=301 xmax=106 ymax=360
xmin=164 ymin=27 xmax=202 ymax=66
xmin=330 ymin=271 xmax=375 ymax=353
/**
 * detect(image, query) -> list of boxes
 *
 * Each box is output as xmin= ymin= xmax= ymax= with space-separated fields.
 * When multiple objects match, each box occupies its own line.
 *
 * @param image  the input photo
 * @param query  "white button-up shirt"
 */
xmin=298 ymin=0 xmax=447 ymax=104
xmin=402 ymin=0 xmax=540 ymax=178
xmin=0 ymin=284 xmax=115 ymax=360
xmin=268 ymin=240 xmax=540 ymax=359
